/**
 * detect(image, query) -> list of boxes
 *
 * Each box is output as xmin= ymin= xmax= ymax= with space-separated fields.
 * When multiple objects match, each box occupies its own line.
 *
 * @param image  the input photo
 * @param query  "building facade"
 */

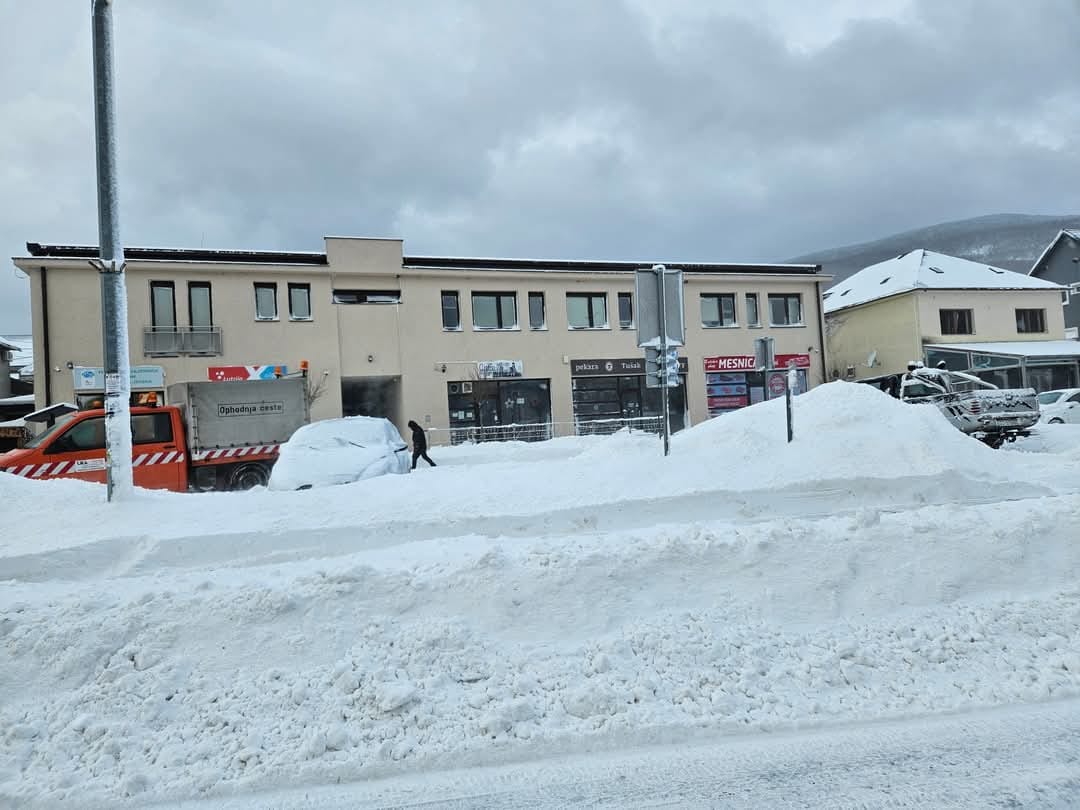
xmin=15 ymin=238 xmax=829 ymax=440
xmin=1030 ymin=229 xmax=1080 ymax=335
xmin=825 ymin=249 xmax=1071 ymax=391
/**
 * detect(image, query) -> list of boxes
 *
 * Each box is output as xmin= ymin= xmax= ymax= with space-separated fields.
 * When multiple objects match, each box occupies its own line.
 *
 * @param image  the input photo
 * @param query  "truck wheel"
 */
xmin=227 ymin=462 xmax=270 ymax=490
xmin=1049 ymin=418 xmax=1064 ymax=424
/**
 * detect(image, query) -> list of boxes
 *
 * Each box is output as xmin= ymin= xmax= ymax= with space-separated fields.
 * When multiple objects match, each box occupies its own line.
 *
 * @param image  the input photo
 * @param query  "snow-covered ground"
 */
xmin=3 ymin=382 xmax=1080 ymax=807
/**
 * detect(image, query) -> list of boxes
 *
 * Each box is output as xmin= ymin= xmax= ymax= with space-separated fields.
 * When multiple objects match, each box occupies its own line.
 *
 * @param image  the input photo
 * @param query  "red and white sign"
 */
xmin=703 ymin=355 xmax=756 ymax=372
xmin=208 ymin=365 xmax=284 ymax=382
xmin=704 ymin=353 xmax=811 ymax=372
xmin=708 ymin=395 xmax=749 ymax=410
xmin=768 ymin=373 xmax=788 ymax=396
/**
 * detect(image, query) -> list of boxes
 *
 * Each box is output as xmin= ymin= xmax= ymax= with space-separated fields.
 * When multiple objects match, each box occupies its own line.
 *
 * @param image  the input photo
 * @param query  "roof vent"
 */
xmin=841 ymin=289 xmax=851 ymax=296
xmin=822 ymin=291 xmax=832 ymax=299
xmin=929 ymin=266 xmax=944 ymax=274
xmin=879 ymin=276 xmax=891 ymax=284
xmin=988 ymin=267 xmax=1004 ymax=274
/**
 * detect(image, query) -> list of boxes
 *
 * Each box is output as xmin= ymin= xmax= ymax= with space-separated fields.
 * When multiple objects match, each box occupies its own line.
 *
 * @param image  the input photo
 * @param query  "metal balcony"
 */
xmin=143 ymin=326 xmax=223 ymax=356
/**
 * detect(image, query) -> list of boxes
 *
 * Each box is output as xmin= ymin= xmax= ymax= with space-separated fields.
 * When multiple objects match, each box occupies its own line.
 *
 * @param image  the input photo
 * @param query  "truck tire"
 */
xmin=227 ymin=462 xmax=270 ymax=490
xmin=1049 ymin=418 xmax=1064 ymax=424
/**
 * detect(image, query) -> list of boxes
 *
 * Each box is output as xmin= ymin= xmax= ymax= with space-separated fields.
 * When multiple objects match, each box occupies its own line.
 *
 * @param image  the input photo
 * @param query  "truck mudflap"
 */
xmin=190 ymin=444 xmax=281 ymax=465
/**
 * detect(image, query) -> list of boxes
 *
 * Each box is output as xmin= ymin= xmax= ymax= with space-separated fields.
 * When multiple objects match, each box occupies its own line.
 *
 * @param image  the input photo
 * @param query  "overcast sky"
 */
xmin=2 ymin=0 xmax=1079 ymax=333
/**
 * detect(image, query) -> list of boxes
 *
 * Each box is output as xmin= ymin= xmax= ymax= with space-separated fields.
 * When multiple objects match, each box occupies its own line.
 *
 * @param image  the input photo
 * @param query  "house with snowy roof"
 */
xmin=824 ymin=249 xmax=1078 ymax=392
xmin=1029 ymin=229 xmax=1080 ymax=336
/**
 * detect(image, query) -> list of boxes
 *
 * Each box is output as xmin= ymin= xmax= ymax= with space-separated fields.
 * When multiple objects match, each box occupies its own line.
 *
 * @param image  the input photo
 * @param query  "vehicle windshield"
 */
xmin=21 ymin=419 xmax=71 ymax=449
xmin=903 ymin=382 xmax=942 ymax=398
xmin=1038 ymin=391 xmax=1064 ymax=405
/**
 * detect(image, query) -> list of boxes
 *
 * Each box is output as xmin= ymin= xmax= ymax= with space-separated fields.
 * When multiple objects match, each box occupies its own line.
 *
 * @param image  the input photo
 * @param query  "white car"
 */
xmin=1037 ymin=388 xmax=1080 ymax=424
xmin=268 ymin=416 xmax=411 ymax=490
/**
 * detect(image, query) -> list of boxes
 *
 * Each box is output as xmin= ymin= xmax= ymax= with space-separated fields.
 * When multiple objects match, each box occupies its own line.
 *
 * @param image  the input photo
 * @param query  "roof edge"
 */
xmin=23 ymin=242 xmax=329 ymax=266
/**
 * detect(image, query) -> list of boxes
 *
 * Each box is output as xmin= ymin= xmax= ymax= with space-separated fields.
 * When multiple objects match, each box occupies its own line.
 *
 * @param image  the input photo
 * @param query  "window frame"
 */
xmin=701 ymin=293 xmax=739 ymax=328
xmin=767 ymin=293 xmax=804 ymax=327
xmin=471 ymin=291 xmax=519 ymax=331
xmin=131 ymin=412 xmax=174 ymax=445
xmin=45 ymin=416 xmax=106 ymax=454
xmin=617 ymin=292 xmax=634 ymax=329
xmin=332 ymin=289 xmax=402 ymax=304
xmin=287 ymin=282 xmax=312 ymax=321
xmin=1015 ymin=308 xmax=1046 ymax=334
xmin=187 ymin=281 xmax=212 ymax=329
xmin=441 ymin=290 xmax=461 ymax=331
xmin=566 ymin=292 xmax=609 ymax=330
xmin=528 ymin=291 xmax=546 ymax=330
xmin=939 ymin=308 xmax=974 ymax=336
xmin=746 ymin=293 xmax=761 ymax=327
xmin=150 ymin=281 xmax=177 ymax=329
xmin=254 ymin=282 xmax=278 ymax=321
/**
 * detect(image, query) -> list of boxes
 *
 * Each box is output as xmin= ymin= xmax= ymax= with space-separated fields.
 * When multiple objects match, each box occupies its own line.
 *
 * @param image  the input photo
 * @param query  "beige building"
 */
xmin=15 ymin=238 xmax=829 ymax=440
xmin=825 ymin=249 xmax=1076 ymax=391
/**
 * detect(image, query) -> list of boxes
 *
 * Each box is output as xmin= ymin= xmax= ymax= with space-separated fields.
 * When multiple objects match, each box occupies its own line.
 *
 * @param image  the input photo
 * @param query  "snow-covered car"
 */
xmin=267 ymin=416 xmax=410 ymax=491
xmin=1037 ymin=388 xmax=1080 ymax=424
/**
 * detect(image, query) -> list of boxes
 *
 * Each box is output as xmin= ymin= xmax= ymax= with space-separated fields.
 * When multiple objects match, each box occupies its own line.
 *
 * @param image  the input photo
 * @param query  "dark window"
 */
xmin=746 ymin=293 xmax=760 ymax=326
xmin=768 ymin=294 xmax=803 ymax=326
xmin=566 ymin=293 xmax=608 ymax=329
xmin=254 ymin=283 xmax=278 ymax=320
xmin=1016 ymin=308 xmax=1046 ymax=334
xmin=701 ymin=294 xmax=737 ymax=327
xmin=472 ymin=292 xmax=517 ymax=329
xmin=151 ymin=282 xmax=176 ymax=328
xmin=288 ymin=283 xmax=312 ymax=320
xmin=442 ymin=291 xmax=461 ymax=330
xmin=131 ymin=412 xmax=174 ymax=445
xmin=188 ymin=282 xmax=212 ymax=328
xmin=47 ymin=417 xmax=106 ymax=454
xmin=528 ymin=292 xmax=546 ymax=329
xmin=618 ymin=292 xmax=633 ymax=328
xmin=332 ymin=289 xmax=401 ymax=304
xmin=940 ymin=309 xmax=974 ymax=335
xmin=1069 ymin=393 xmax=1080 ymax=403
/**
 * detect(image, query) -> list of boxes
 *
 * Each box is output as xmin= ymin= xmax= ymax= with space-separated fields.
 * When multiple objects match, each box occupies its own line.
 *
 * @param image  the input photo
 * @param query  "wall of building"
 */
xmin=917 ymin=289 xmax=1066 ymax=343
xmin=825 ymin=293 xmax=922 ymax=379
xmin=1029 ymin=238 xmax=1080 ymax=331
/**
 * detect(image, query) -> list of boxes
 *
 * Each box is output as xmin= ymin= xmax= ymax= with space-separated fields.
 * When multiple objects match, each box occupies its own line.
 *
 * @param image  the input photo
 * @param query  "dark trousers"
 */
xmin=412 ymin=449 xmax=435 ymax=468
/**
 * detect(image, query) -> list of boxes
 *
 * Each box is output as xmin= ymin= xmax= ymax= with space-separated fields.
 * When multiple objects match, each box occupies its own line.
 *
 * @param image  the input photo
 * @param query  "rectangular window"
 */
xmin=618 ymin=292 xmax=633 ymax=328
xmin=566 ymin=293 xmax=608 ymax=329
xmin=528 ymin=292 xmax=546 ymax=329
xmin=768 ymin=293 xmax=803 ymax=326
xmin=288 ymin=283 xmax=312 ymax=320
xmin=746 ymin=293 xmax=760 ymax=327
xmin=1016 ymin=308 xmax=1046 ymax=334
xmin=939 ymin=308 xmax=974 ymax=335
xmin=131 ymin=412 xmax=174 ymax=445
xmin=187 ymin=282 xmax=212 ymax=328
xmin=701 ymin=293 xmax=737 ymax=327
xmin=150 ymin=282 xmax=176 ymax=328
xmin=254 ymin=282 xmax=278 ymax=320
xmin=332 ymin=289 xmax=401 ymax=304
xmin=442 ymin=291 xmax=461 ymax=330
xmin=471 ymin=292 xmax=518 ymax=329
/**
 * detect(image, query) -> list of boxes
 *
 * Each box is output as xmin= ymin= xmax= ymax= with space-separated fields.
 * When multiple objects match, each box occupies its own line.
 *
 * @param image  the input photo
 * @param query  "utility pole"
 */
xmin=656 ymin=265 xmax=671 ymax=456
xmin=92 ymin=0 xmax=133 ymax=500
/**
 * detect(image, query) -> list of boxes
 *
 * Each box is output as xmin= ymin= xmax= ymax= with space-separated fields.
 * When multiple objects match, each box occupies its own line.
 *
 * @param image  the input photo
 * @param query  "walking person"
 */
xmin=407 ymin=420 xmax=436 ymax=469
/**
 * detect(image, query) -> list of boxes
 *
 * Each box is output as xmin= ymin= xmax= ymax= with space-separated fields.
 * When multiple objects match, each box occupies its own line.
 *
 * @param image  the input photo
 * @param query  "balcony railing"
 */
xmin=143 ymin=326 xmax=223 ymax=356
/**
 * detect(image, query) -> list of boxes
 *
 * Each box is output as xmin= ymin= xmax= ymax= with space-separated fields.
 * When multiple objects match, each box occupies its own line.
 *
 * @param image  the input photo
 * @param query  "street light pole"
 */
xmin=92 ymin=0 xmax=133 ymax=500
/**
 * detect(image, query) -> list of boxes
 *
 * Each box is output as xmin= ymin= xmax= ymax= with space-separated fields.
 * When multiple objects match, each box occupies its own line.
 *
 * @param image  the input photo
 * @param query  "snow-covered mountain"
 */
xmin=789 ymin=213 xmax=1080 ymax=287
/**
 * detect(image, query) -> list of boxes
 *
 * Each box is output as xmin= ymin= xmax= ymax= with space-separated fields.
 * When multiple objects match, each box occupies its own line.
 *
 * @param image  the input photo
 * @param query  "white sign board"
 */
xmin=477 ymin=360 xmax=523 ymax=379
xmin=73 ymin=365 xmax=165 ymax=391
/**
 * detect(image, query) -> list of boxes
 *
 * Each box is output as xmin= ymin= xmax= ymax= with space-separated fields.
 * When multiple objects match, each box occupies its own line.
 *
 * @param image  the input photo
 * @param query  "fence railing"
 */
xmin=427 ymin=416 xmax=665 ymax=446
xmin=143 ymin=326 xmax=223 ymax=356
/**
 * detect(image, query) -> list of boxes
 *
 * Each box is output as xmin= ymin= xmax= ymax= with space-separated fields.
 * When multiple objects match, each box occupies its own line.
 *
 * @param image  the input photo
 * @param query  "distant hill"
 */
xmin=788 ymin=214 xmax=1080 ymax=287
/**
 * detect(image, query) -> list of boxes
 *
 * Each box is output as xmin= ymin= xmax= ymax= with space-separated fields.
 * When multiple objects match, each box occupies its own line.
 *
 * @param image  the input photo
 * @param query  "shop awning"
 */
xmin=930 ymin=340 xmax=1080 ymax=360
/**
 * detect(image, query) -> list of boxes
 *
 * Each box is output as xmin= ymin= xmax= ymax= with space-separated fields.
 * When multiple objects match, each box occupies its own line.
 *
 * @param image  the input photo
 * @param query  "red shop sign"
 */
xmin=703 ymin=355 xmax=756 ymax=372
xmin=774 ymin=353 xmax=811 ymax=369
xmin=708 ymin=395 xmax=749 ymax=409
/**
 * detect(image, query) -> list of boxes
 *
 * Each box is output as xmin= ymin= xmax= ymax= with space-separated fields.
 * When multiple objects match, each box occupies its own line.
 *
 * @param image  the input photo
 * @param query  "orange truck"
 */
xmin=0 ymin=378 xmax=309 ymax=492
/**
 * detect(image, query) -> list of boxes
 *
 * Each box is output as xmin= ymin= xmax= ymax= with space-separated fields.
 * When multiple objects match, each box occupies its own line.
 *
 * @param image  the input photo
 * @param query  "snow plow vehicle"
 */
xmin=899 ymin=367 xmax=1039 ymax=448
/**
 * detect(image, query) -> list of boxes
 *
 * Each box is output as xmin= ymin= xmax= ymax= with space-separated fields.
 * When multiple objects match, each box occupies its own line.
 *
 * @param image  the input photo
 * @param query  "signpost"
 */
xmin=636 ymin=265 xmax=684 ymax=456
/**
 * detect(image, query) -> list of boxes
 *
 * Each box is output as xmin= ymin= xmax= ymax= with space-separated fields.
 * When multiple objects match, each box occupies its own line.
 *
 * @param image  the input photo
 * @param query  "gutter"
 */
xmin=41 ymin=266 xmax=51 ymax=408
xmin=814 ymin=278 xmax=828 ymax=384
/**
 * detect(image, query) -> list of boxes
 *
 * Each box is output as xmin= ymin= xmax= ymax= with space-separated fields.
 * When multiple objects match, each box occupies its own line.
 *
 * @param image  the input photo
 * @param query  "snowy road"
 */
xmin=157 ymin=699 xmax=1080 ymax=809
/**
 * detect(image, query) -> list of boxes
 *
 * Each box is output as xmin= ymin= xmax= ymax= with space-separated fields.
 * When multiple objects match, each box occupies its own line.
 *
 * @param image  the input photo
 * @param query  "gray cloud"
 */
xmin=3 ymin=0 xmax=1079 ymax=332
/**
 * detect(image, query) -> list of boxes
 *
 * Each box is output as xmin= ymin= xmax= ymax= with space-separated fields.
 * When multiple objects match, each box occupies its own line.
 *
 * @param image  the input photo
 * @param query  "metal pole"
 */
xmin=92 ymin=0 xmax=133 ymax=500
xmin=786 ymin=360 xmax=797 ymax=443
xmin=656 ymin=265 xmax=671 ymax=456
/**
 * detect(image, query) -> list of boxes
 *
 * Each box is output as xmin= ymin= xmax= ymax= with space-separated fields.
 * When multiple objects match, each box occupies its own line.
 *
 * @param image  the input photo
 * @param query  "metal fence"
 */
xmin=143 ymin=326 xmax=223 ymax=356
xmin=428 ymin=416 xmax=664 ymax=446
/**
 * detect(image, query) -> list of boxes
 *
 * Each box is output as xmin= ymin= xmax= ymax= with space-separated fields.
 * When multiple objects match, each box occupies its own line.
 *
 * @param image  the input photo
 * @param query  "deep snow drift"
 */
xmin=3 ymin=382 xmax=1080 ymax=806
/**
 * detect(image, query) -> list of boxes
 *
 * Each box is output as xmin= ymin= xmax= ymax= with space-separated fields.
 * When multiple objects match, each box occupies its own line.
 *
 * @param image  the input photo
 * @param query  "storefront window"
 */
xmin=1025 ymin=363 xmax=1078 ymax=393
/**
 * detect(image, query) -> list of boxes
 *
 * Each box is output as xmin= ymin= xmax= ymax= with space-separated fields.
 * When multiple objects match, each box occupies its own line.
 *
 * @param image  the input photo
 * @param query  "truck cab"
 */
xmin=0 ymin=406 xmax=187 ymax=490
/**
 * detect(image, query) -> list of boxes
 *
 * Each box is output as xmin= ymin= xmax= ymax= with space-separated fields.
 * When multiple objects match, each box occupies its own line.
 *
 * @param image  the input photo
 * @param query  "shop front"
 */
xmin=925 ymin=342 xmax=1080 ymax=393
xmin=702 ymin=354 xmax=810 ymax=417
xmin=570 ymin=357 xmax=688 ymax=434
xmin=447 ymin=360 xmax=552 ymax=442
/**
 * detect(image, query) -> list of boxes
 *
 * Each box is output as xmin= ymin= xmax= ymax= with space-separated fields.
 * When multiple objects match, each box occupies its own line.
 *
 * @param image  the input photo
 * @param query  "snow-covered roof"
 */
xmin=1030 ymin=229 xmax=1080 ymax=276
xmin=931 ymin=340 xmax=1080 ymax=358
xmin=824 ymin=249 xmax=1063 ymax=315
xmin=0 ymin=394 xmax=35 ymax=406
xmin=0 ymin=335 xmax=32 ymax=371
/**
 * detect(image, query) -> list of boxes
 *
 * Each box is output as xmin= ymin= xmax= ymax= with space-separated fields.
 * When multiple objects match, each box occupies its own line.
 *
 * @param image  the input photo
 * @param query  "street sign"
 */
xmin=635 ymin=265 xmax=684 ymax=348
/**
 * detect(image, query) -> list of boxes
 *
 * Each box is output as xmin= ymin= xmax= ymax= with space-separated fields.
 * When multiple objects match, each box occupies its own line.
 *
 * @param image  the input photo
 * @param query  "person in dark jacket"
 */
xmin=407 ymin=420 xmax=436 ymax=468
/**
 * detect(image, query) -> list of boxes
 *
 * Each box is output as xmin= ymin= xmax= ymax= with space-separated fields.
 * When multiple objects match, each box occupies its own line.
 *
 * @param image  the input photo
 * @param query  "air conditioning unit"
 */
xmin=448 ymin=382 xmax=461 ymax=395
xmin=461 ymin=382 xmax=473 ymax=394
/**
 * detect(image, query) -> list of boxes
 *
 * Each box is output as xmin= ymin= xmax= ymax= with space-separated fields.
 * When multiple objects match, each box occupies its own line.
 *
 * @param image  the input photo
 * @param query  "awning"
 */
xmin=930 ymin=341 xmax=1080 ymax=360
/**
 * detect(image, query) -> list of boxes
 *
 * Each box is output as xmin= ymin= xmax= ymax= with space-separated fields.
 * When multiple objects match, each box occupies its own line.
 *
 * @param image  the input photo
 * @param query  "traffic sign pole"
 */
xmin=656 ymin=265 xmax=671 ymax=457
